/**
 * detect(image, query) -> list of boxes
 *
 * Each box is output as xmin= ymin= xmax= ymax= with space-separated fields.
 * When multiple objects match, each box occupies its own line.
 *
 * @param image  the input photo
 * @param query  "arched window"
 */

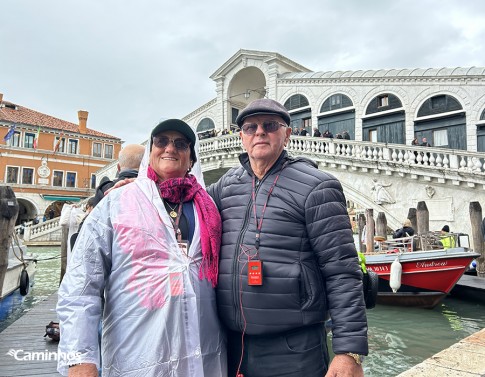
xmin=480 ymin=108 xmax=485 ymax=120
xmin=320 ymin=94 xmax=353 ymax=113
xmin=417 ymin=95 xmax=462 ymax=117
xmin=365 ymin=93 xmax=403 ymax=115
xmin=196 ymin=118 xmax=215 ymax=133
xmin=284 ymin=94 xmax=309 ymax=111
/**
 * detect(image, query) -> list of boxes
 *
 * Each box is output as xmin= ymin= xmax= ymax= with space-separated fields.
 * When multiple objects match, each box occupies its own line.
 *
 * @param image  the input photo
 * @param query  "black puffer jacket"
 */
xmin=209 ymin=151 xmax=368 ymax=355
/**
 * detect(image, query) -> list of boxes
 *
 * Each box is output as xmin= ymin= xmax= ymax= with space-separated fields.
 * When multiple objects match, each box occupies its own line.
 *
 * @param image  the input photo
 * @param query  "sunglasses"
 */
xmin=152 ymin=136 xmax=191 ymax=151
xmin=241 ymin=121 xmax=287 ymax=135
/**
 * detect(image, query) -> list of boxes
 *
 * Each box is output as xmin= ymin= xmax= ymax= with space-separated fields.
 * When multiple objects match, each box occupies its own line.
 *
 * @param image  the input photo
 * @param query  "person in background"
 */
xmin=59 ymin=203 xmax=85 ymax=263
xmin=323 ymin=129 xmax=334 ymax=138
xmin=299 ymin=127 xmax=308 ymax=136
xmin=93 ymin=143 xmax=145 ymax=207
xmin=57 ymin=119 xmax=226 ymax=377
xmin=421 ymin=137 xmax=431 ymax=147
xmin=392 ymin=219 xmax=415 ymax=239
xmin=48 ymin=208 xmax=55 ymax=220
xmin=411 ymin=137 xmax=419 ymax=146
xmin=313 ymin=127 xmax=321 ymax=137
xmin=440 ymin=225 xmax=456 ymax=249
xmin=69 ymin=196 xmax=97 ymax=250
xmin=292 ymin=127 xmax=299 ymax=135
xmin=209 ymin=98 xmax=367 ymax=377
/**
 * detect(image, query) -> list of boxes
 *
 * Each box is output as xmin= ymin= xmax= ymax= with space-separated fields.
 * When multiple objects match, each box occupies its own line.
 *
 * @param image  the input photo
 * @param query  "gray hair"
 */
xmin=118 ymin=144 xmax=145 ymax=170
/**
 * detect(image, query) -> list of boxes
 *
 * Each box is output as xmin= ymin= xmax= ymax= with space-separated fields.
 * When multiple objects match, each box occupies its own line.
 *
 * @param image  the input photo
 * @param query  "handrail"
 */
xmin=198 ymin=135 xmax=485 ymax=184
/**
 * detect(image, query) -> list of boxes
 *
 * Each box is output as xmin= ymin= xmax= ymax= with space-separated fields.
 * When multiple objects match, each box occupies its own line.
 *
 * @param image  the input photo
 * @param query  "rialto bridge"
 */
xmin=197 ymin=134 xmax=485 ymax=238
xmin=25 ymin=134 xmax=485 ymax=248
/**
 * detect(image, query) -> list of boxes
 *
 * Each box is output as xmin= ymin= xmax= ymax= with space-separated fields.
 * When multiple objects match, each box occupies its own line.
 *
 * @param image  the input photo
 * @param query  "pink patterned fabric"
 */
xmin=148 ymin=165 xmax=221 ymax=286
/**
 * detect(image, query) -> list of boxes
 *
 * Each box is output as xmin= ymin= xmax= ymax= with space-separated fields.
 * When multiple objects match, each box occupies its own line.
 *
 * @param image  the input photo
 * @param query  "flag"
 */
xmin=3 ymin=124 xmax=16 ymax=142
xmin=53 ymin=132 xmax=64 ymax=153
xmin=33 ymin=126 xmax=41 ymax=149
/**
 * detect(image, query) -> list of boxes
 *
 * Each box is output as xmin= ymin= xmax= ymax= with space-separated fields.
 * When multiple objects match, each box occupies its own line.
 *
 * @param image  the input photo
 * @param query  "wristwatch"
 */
xmin=345 ymin=352 xmax=365 ymax=365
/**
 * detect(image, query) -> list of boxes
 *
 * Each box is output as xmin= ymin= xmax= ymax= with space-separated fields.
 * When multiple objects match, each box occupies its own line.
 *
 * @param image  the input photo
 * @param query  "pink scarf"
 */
xmin=148 ymin=165 xmax=221 ymax=287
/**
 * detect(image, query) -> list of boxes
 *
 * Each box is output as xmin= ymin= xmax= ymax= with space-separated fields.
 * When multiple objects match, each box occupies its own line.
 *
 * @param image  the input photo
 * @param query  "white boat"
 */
xmin=0 ymin=239 xmax=37 ymax=300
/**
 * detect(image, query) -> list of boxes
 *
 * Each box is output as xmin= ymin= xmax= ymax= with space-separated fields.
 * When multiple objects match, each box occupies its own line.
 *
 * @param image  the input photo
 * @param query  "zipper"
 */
xmin=232 ymin=175 xmax=264 ymax=331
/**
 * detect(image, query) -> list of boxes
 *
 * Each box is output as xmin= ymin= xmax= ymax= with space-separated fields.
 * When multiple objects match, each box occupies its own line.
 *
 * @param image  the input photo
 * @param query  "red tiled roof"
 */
xmin=0 ymin=100 xmax=121 ymax=141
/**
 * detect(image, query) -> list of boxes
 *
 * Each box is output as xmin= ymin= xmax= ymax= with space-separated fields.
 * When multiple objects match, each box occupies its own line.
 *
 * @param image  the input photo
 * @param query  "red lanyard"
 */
xmin=251 ymin=163 xmax=287 ymax=250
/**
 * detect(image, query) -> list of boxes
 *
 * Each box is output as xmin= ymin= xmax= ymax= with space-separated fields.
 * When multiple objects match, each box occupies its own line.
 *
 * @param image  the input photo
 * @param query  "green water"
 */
xmin=0 ymin=246 xmax=61 ymax=332
xmin=1 ymin=246 xmax=484 ymax=376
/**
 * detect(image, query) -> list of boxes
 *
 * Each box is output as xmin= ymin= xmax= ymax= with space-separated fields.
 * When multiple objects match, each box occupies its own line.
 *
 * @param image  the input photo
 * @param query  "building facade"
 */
xmin=184 ymin=49 xmax=485 ymax=152
xmin=0 ymin=93 xmax=122 ymax=224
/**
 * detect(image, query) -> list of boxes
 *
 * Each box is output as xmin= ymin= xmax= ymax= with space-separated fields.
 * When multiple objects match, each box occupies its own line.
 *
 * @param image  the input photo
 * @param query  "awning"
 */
xmin=42 ymin=195 xmax=81 ymax=202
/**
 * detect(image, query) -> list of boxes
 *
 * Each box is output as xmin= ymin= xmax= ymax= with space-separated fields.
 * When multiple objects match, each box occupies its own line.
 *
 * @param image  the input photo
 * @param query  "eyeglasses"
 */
xmin=241 ymin=121 xmax=287 ymax=135
xmin=152 ymin=136 xmax=191 ymax=151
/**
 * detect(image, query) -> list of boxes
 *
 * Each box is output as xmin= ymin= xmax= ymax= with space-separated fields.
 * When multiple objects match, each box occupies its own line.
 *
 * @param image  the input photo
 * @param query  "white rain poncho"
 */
xmin=57 ymin=140 xmax=226 ymax=376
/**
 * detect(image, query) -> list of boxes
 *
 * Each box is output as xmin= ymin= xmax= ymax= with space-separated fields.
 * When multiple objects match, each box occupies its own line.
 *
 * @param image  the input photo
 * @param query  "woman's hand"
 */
xmin=104 ymin=178 xmax=136 ymax=196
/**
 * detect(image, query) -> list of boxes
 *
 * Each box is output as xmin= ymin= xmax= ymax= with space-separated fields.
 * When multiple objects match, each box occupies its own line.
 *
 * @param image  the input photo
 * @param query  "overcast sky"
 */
xmin=2 ymin=0 xmax=485 ymax=145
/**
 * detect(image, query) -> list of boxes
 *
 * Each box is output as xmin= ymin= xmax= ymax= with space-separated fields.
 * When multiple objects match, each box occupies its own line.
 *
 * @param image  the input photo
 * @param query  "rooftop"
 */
xmin=0 ymin=100 xmax=120 ymax=140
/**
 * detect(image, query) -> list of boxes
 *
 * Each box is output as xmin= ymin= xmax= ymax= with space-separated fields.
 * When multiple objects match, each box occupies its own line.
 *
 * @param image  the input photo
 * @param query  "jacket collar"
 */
xmin=239 ymin=150 xmax=289 ymax=178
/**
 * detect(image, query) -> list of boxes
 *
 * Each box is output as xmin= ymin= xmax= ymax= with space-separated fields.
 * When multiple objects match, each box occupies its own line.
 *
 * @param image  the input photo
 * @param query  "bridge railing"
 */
xmin=21 ymin=218 xmax=61 ymax=241
xmin=199 ymin=134 xmax=485 ymax=177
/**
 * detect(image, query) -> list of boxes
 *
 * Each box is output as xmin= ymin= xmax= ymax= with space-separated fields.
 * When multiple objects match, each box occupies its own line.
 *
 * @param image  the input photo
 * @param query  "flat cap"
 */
xmin=236 ymin=98 xmax=291 ymax=127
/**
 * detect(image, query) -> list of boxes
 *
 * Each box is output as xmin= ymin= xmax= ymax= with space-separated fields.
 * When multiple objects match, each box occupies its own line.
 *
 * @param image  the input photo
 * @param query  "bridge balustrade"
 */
xmin=199 ymin=134 xmax=485 ymax=182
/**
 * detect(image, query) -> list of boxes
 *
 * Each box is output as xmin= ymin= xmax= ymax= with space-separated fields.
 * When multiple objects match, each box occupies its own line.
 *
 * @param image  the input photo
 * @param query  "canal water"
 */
xmin=1 ymin=246 xmax=484 ymax=376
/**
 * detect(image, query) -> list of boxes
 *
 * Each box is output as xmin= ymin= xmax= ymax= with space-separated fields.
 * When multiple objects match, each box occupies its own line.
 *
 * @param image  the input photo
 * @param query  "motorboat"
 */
xmin=0 ymin=238 xmax=37 ymax=300
xmin=364 ymin=232 xmax=480 ymax=309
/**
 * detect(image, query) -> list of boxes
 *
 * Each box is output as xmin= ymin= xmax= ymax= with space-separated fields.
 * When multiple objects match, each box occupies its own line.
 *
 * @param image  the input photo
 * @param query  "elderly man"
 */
xmin=93 ymin=143 xmax=145 ymax=206
xmin=208 ymin=98 xmax=368 ymax=377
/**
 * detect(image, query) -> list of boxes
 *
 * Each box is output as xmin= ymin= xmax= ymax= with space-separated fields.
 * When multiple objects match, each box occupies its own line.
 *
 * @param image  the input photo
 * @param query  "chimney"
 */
xmin=78 ymin=110 xmax=88 ymax=134
xmin=0 ymin=93 xmax=3 ymax=104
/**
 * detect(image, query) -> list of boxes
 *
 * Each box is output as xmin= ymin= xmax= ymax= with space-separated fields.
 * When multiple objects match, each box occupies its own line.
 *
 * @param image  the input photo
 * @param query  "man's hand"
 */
xmin=325 ymin=354 xmax=364 ymax=377
xmin=104 ymin=178 xmax=136 ymax=196
xmin=68 ymin=363 xmax=98 ymax=377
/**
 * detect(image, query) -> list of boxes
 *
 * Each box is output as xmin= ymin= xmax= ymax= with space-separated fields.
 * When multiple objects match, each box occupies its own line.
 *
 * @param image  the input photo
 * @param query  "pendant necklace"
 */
xmin=166 ymin=202 xmax=179 ymax=218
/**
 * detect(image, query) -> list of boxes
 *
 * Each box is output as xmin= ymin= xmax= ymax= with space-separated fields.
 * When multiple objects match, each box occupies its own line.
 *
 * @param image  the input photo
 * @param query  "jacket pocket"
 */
xmin=299 ymin=262 xmax=313 ymax=308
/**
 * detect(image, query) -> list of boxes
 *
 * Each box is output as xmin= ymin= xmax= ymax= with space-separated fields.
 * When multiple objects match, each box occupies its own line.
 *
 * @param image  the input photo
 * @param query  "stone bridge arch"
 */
xmin=15 ymin=197 xmax=39 ymax=225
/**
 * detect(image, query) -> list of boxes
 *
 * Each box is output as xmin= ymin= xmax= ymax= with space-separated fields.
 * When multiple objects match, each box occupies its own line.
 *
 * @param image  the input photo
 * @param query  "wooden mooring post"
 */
xmin=365 ymin=209 xmax=375 ymax=253
xmin=376 ymin=212 xmax=387 ymax=238
xmin=358 ymin=213 xmax=366 ymax=252
xmin=416 ymin=201 xmax=429 ymax=234
xmin=407 ymin=207 xmax=417 ymax=231
xmin=470 ymin=202 xmax=485 ymax=278
xmin=0 ymin=186 xmax=19 ymax=295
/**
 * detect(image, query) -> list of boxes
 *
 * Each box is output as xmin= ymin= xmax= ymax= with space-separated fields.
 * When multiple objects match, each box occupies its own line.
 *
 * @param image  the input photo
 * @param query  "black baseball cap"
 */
xmin=150 ymin=119 xmax=197 ymax=162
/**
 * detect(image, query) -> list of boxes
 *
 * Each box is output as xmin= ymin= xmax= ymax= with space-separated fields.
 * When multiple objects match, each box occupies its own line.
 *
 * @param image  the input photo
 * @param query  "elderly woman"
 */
xmin=57 ymin=119 xmax=226 ymax=377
